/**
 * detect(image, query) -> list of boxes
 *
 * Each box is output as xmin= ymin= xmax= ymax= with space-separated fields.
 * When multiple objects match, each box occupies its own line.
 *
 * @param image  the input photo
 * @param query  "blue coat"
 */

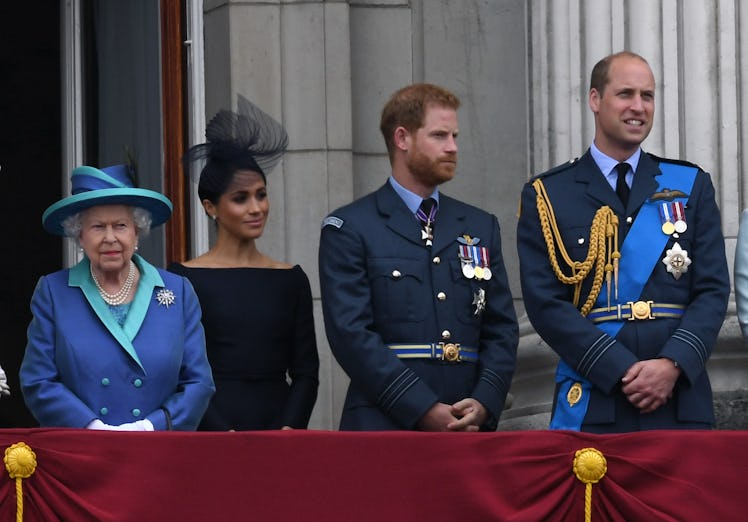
xmin=517 ymin=151 xmax=729 ymax=432
xmin=319 ymin=182 xmax=518 ymax=430
xmin=20 ymin=255 xmax=215 ymax=430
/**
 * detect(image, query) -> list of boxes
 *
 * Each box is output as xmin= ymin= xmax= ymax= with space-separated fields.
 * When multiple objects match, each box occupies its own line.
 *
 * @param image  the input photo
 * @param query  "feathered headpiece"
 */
xmin=186 ymin=95 xmax=288 ymax=201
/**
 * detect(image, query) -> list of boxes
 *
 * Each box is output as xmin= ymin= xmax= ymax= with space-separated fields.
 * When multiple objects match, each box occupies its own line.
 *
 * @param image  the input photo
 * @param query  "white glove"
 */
xmin=86 ymin=419 xmax=117 ymax=430
xmin=113 ymin=419 xmax=155 ymax=431
xmin=0 ymin=365 xmax=9 ymax=397
xmin=86 ymin=419 xmax=154 ymax=431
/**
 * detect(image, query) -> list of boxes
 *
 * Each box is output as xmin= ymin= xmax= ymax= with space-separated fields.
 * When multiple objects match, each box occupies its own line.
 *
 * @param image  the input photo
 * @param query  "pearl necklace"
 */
xmin=90 ymin=260 xmax=136 ymax=306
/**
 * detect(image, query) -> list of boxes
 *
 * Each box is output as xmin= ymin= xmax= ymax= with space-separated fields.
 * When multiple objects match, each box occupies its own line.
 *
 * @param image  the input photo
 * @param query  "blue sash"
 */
xmin=550 ymin=162 xmax=697 ymax=430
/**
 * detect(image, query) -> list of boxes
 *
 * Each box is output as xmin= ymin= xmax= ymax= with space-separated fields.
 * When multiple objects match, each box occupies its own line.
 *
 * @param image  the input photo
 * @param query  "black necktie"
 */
xmin=615 ymin=163 xmax=630 ymax=207
xmin=416 ymin=198 xmax=437 ymax=246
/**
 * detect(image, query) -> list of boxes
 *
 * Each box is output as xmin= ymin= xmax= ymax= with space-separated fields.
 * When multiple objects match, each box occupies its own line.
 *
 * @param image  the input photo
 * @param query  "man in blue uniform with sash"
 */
xmin=319 ymin=83 xmax=518 ymax=431
xmin=517 ymin=51 xmax=729 ymax=433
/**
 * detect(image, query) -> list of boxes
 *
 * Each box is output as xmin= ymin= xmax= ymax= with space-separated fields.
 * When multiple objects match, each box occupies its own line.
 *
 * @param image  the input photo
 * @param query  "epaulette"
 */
xmin=528 ymin=157 xmax=580 ymax=182
xmin=646 ymin=152 xmax=704 ymax=172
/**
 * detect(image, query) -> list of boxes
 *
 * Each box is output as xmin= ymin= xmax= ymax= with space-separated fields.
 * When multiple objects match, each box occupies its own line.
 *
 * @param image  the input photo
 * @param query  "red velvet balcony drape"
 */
xmin=1 ymin=429 xmax=745 ymax=521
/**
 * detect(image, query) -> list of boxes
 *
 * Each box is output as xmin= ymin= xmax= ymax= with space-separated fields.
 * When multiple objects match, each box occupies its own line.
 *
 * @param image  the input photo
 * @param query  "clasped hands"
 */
xmin=621 ymin=358 xmax=681 ymax=414
xmin=417 ymin=398 xmax=487 ymax=432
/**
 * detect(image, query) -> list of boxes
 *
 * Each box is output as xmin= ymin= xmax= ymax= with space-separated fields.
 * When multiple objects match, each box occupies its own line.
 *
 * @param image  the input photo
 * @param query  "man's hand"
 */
xmin=447 ymin=398 xmax=487 ymax=432
xmin=417 ymin=403 xmax=461 ymax=431
xmin=621 ymin=358 xmax=681 ymax=413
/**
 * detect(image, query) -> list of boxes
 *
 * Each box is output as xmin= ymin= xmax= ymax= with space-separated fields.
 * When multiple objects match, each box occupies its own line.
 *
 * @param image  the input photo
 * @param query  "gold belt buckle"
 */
xmin=440 ymin=343 xmax=461 ymax=362
xmin=627 ymin=300 xmax=654 ymax=321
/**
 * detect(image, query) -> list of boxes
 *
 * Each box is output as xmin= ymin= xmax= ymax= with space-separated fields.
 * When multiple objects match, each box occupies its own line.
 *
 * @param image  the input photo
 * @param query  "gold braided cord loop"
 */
xmin=4 ymin=442 xmax=37 ymax=522
xmin=532 ymin=179 xmax=620 ymax=316
xmin=573 ymin=447 xmax=608 ymax=522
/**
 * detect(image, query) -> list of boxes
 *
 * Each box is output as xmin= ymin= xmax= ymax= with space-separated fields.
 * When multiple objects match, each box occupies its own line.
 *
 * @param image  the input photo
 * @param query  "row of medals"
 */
xmin=661 ymin=219 xmax=686 ymax=235
xmin=460 ymin=258 xmax=492 ymax=280
xmin=660 ymin=201 xmax=687 ymax=235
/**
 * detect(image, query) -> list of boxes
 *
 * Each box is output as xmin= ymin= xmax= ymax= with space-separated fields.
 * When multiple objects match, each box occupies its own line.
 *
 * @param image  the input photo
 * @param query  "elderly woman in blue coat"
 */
xmin=20 ymin=164 xmax=215 ymax=430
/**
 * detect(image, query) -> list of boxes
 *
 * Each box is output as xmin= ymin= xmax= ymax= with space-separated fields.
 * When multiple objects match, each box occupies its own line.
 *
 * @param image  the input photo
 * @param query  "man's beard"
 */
xmin=407 ymin=150 xmax=456 ymax=186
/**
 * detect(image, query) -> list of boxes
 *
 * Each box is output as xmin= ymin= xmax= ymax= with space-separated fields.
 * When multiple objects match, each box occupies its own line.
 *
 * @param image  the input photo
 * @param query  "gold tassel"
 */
xmin=573 ymin=448 xmax=608 ymax=522
xmin=4 ymin=442 xmax=37 ymax=522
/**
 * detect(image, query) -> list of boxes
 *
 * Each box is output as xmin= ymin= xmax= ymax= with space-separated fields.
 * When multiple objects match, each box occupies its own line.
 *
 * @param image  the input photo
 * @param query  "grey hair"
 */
xmin=61 ymin=206 xmax=153 ymax=244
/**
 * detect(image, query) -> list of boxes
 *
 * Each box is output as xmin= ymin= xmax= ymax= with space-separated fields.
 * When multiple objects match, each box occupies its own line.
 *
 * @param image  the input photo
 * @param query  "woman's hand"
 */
xmin=0 ymin=365 xmax=9 ymax=397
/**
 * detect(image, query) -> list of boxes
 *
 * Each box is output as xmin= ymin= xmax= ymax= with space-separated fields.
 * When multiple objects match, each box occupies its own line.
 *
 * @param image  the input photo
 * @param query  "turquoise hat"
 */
xmin=42 ymin=165 xmax=173 ymax=236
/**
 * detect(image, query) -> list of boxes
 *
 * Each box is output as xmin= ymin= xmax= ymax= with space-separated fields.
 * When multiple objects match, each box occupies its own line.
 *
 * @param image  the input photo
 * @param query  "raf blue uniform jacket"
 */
xmin=20 ymin=255 xmax=215 ymax=430
xmin=319 ymin=182 xmax=518 ymax=430
xmin=517 ymin=151 xmax=729 ymax=432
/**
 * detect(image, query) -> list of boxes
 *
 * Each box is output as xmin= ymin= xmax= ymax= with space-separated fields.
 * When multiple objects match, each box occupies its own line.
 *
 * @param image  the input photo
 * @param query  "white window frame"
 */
xmin=61 ymin=0 xmax=209 ymax=265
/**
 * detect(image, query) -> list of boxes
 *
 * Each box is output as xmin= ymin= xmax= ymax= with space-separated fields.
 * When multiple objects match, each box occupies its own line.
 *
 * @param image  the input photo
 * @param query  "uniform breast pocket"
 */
xmin=559 ymin=225 xmax=592 ymax=262
xmin=367 ymin=257 xmax=427 ymax=323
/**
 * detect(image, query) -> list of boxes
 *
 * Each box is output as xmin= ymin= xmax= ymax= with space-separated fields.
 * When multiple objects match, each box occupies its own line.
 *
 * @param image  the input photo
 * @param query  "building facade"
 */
xmin=2 ymin=0 xmax=745 ymax=429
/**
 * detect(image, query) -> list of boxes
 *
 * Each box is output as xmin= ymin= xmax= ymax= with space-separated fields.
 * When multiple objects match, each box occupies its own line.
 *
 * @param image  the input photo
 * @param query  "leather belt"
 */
xmin=388 ymin=343 xmax=479 ymax=363
xmin=587 ymin=301 xmax=686 ymax=323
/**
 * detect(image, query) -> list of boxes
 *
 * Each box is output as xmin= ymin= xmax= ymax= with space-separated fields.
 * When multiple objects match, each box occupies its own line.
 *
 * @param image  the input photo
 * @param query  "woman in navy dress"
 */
xmin=170 ymin=96 xmax=319 ymax=430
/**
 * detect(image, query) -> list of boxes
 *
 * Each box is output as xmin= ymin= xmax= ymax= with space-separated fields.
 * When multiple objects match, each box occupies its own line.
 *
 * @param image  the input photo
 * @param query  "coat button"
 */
xmin=626 ymin=216 xmax=633 ymax=224
xmin=577 ymin=237 xmax=585 ymax=245
xmin=132 ymin=409 xmax=141 ymax=417
xmin=437 ymin=292 xmax=446 ymax=301
xmin=441 ymin=330 xmax=451 ymax=340
xmin=101 ymin=378 xmax=110 ymax=386
xmin=432 ymin=256 xmax=441 ymax=264
xmin=133 ymin=379 xmax=143 ymax=388
xmin=392 ymin=270 xmax=402 ymax=278
xmin=100 ymin=407 xmax=108 ymax=416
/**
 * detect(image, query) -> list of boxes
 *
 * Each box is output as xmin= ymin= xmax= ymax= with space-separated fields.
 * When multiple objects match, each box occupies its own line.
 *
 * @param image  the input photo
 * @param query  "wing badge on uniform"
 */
xmin=650 ymin=188 xmax=688 ymax=202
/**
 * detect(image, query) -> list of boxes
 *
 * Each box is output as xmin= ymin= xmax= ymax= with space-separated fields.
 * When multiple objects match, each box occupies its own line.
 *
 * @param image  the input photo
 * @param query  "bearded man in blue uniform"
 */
xmin=517 ymin=51 xmax=729 ymax=433
xmin=319 ymin=83 xmax=518 ymax=431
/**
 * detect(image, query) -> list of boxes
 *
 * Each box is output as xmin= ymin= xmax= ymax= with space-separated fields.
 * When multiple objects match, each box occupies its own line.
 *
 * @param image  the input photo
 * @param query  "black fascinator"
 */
xmin=186 ymin=95 xmax=289 ymax=202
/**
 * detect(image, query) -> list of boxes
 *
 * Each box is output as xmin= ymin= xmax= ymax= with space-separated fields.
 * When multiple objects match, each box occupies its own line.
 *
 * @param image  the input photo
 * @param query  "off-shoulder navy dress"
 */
xmin=169 ymin=263 xmax=319 ymax=430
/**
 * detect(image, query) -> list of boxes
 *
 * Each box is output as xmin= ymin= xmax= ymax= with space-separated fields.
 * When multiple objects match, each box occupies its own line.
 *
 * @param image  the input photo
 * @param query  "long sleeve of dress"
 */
xmin=280 ymin=269 xmax=319 ymax=428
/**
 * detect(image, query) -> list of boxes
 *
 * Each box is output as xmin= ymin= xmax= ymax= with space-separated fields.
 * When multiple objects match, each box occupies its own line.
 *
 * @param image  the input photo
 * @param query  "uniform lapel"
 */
xmin=377 ymin=183 xmax=425 ymax=246
xmin=576 ymin=151 xmax=625 ymax=213
xmin=628 ymin=152 xmax=660 ymax=210
xmin=431 ymin=196 xmax=467 ymax=255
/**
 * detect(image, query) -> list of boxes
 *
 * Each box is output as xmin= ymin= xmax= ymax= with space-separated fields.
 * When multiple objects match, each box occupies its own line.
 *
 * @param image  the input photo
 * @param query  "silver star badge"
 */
xmin=473 ymin=288 xmax=486 ymax=316
xmin=156 ymin=288 xmax=176 ymax=308
xmin=662 ymin=242 xmax=691 ymax=280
